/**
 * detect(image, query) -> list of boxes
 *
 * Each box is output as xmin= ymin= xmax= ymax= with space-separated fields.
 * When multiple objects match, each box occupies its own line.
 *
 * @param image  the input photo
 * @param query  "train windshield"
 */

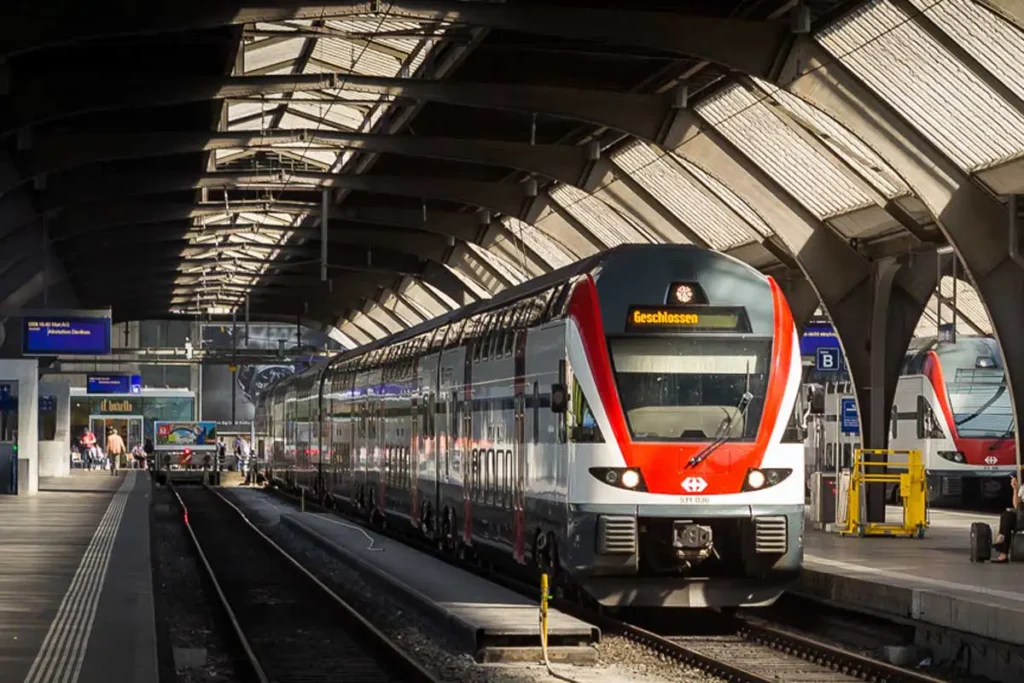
xmin=608 ymin=336 xmax=771 ymax=442
xmin=938 ymin=340 xmax=1013 ymax=438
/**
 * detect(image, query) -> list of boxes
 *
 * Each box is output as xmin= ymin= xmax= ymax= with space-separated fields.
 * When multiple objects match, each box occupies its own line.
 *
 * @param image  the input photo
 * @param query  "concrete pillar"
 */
xmin=0 ymin=358 xmax=40 ymax=494
xmin=38 ymin=376 xmax=72 ymax=478
xmin=780 ymin=37 xmax=1024 ymax=472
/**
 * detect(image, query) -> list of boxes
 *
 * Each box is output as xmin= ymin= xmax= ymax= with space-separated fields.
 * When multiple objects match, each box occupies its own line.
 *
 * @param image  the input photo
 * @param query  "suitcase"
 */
xmin=970 ymin=522 xmax=992 ymax=562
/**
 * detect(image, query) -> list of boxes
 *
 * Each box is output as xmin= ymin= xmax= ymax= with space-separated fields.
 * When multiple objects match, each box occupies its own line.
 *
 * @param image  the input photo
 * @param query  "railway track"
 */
xmin=263 ymin=485 xmax=948 ymax=683
xmin=610 ymin=614 xmax=947 ymax=683
xmin=171 ymin=483 xmax=437 ymax=683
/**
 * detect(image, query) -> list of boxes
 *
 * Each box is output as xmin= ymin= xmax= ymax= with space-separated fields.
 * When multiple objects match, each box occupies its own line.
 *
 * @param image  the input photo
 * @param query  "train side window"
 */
xmin=569 ymin=378 xmax=604 ymax=443
xmin=890 ymin=403 xmax=898 ymax=439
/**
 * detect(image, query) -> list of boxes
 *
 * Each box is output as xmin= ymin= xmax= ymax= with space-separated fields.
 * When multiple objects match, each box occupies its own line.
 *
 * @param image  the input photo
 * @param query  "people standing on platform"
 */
xmin=131 ymin=442 xmax=145 ymax=469
xmin=106 ymin=427 xmax=126 ymax=476
xmin=993 ymin=474 xmax=1021 ymax=562
xmin=144 ymin=438 xmax=154 ymax=470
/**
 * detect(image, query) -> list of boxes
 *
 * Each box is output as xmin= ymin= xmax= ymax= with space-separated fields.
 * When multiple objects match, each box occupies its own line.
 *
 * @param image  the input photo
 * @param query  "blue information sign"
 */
xmin=39 ymin=396 xmax=56 ymax=412
xmin=22 ymin=317 xmax=111 ymax=356
xmin=800 ymin=320 xmax=840 ymax=357
xmin=87 ymin=374 xmax=142 ymax=395
xmin=815 ymin=347 xmax=842 ymax=372
xmin=840 ymin=397 xmax=860 ymax=435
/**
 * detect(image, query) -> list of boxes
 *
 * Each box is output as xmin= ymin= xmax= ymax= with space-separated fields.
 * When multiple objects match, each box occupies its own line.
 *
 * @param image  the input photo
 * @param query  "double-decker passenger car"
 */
xmin=890 ymin=336 xmax=1016 ymax=505
xmin=259 ymin=244 xmax=805 ymax=607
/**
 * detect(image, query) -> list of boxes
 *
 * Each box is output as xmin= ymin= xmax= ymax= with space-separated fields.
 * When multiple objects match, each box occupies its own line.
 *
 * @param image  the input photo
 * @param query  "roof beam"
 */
xmin=1 ymin=2 xmax=787 ymax=78
xmin=9 ymin=131 xmax=590 ymax=196
xmin=69 ymin=228 xmax=451 ymax=262
xmin=8 ymin=73 xmax=673 ymax=144
xmin=779 ymin=35 xmax=1024 ymax=457
xmin=69 ymin=221 xmax=457 ymax=255
xmin=38 ymin=169 xmax=535 ymax=217
xmin=45 ymin=200 xmax=482 ymax=242
xmin=64 ymin=248 xmax=423 ymax=278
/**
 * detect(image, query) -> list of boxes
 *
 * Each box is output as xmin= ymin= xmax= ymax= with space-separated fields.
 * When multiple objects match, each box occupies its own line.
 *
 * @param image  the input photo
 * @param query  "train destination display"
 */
xmin=626 ymin=306 xmax=750 ymax=332
xmin=22 ymin=317 xmax=112 ymax=356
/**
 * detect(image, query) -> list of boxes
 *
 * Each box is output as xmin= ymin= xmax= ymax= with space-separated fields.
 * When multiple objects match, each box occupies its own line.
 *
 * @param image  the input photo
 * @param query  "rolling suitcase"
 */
xmin=970 ymin=522 xmax=992 ymax=562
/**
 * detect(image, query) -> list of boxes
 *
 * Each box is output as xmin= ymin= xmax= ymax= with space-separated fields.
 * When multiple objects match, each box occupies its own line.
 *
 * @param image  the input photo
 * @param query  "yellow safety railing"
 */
xmin=840 ymin=448 xmax=928 ymax=538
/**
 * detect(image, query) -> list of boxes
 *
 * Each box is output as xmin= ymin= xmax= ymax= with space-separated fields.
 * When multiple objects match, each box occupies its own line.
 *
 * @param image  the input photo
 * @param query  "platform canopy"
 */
xmin=1 ymin=0 xmax=1021 ymax=349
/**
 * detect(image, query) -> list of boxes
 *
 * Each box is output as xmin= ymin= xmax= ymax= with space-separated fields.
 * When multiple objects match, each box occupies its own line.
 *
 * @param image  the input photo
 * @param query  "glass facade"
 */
xmin=70 ymin=393 xmax=194 ymax=447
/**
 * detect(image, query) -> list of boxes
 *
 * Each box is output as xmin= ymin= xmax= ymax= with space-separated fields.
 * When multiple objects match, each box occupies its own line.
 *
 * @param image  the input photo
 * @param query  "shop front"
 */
xmin=70 ymin=389 xmax=195 ymax=450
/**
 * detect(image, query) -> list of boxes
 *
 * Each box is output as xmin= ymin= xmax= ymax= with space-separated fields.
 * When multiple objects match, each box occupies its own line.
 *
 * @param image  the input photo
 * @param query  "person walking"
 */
xmin=106 ymin=427 xmax=126 ymax=476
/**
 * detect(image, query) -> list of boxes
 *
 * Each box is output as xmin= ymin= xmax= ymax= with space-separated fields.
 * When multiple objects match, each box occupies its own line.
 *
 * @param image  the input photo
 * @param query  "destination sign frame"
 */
xmin=22 ymin=316 xmax=112 ymax=356
xmin=626 ymin=305 xmax=751 ymax=333
xmin=87 ymin=374 xmax=142 ymax=395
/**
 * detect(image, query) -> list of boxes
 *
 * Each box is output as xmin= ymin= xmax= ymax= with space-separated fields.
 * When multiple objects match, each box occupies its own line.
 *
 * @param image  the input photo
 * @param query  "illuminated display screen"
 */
xmin=22 ymin=317 xmax=112 ymax=355
xmin=626 ymin=306 xmax=750 ymax=333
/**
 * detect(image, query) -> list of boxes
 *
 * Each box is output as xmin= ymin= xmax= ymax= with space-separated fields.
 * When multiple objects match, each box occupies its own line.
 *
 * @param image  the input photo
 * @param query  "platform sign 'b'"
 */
xmin=816 ymin=347 xmax=841 ymax=372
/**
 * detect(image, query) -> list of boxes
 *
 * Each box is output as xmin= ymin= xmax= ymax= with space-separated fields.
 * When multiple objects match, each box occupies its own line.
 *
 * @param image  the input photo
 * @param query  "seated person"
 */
xmin=993 ymin=474 xmax=1021 ymax=563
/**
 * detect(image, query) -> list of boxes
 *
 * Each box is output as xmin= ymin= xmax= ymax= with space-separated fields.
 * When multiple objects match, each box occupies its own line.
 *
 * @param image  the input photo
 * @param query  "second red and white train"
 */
xmin=258 ymin=244 xmax=805 ymax=608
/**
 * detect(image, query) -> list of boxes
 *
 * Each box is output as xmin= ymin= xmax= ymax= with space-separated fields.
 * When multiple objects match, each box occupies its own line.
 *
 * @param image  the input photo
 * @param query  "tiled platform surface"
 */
xmin=0 ymin=471 xmax=158 ymax=683
xmin=798 ymin=506 xmax=1024 ymax=646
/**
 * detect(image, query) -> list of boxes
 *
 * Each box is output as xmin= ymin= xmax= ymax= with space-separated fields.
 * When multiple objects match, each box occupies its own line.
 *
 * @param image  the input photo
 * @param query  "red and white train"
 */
xmin=890 ymin=336 xmax=1016 ymax=505
xmin=257 ymin=244 xmax=805 ymax=608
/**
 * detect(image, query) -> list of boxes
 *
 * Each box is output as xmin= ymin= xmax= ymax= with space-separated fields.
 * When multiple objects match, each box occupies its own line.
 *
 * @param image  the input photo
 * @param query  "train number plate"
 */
xmin=681 ymin=496 xmax=710 ymax=505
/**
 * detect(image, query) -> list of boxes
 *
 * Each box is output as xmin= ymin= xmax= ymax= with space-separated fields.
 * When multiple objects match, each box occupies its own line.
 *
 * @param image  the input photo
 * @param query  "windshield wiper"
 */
xmin=685 ymin=391 xmax=753 ymax=469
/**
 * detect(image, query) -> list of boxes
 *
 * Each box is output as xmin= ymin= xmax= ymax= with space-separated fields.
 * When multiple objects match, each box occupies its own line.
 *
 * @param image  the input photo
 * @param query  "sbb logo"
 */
xmin=681 ymin=477 xmax=708 ymax=493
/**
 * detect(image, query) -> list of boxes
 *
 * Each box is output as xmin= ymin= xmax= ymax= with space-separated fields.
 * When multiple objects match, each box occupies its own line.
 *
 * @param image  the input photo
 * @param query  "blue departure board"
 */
xmin=87 ymin=374 xmax=142 ymax=394
xmin=22 ymin=317 xmax=112 ymax=356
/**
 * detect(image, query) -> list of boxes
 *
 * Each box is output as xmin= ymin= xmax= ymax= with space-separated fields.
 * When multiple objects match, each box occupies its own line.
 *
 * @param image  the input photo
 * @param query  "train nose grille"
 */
xmin=753 ymin=516 xmax=788 ymax=554
xmin=597 ymin=515 xmax=637 ymax=555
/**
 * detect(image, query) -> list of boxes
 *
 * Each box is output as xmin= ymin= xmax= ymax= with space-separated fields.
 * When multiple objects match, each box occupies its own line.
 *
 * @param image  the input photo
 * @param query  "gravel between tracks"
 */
xmin=220 ymin=486 xmax=725 ymax=683
xmin=151 ymin=484 xmax=244 ymax=683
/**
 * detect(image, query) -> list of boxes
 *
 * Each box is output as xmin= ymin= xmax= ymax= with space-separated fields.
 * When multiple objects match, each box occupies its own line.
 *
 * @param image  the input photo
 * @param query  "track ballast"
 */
xmin=172 ymin=484 xmax=436 ymax=683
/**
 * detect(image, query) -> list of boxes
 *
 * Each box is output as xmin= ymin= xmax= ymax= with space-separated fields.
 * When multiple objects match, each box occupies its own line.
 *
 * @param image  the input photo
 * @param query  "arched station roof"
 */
xmin=0 ymin=0 xmax=1021 ymax=351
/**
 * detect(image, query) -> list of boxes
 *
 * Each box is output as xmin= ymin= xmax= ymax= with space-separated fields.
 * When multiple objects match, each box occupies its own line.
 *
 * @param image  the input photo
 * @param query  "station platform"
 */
xmin=797 ymin=506 xmax=1024 ymax=647
xmin=0 ymin=471 xmax=158 ymax=683
xmin=276 ymin=508 xmax=599 ymax=661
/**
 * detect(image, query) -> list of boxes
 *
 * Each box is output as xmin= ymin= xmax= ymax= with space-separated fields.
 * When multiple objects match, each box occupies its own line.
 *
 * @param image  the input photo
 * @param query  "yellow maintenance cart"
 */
xmin=840 ymin=448 xmax=928 ymax=538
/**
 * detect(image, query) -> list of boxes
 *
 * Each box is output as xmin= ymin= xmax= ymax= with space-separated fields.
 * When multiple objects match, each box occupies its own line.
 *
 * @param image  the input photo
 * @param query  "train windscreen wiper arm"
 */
xmin=685 ymin=392 xmax=753 ymax=470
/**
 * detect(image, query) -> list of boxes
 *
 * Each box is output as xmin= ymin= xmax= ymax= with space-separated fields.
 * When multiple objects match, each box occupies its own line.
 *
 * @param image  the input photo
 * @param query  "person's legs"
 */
xmin=993 ymin=509 xmax=1017 ymax=560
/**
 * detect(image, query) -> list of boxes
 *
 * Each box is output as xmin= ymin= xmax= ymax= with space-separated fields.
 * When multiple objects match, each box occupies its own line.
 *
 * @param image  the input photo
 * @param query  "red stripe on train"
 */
xmin=566 ymin=275 xmax=795 ymax=496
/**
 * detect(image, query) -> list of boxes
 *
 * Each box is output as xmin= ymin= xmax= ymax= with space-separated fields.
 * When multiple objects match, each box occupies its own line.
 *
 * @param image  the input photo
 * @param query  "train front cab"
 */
xmin=556 ymin=253 xmax=805 ymax=608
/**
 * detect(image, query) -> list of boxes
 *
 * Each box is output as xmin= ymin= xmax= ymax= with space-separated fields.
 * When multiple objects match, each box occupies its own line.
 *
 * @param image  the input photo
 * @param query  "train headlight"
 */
xmin=938 ymin=450 xmax=966 ymax=464
xmin=740 ymin=468 xmax=792 ymax=492
xmin=590 ymin=467 xmax=647 ymax=492
xmin=621 ymin=470 xmax=641 ymax=489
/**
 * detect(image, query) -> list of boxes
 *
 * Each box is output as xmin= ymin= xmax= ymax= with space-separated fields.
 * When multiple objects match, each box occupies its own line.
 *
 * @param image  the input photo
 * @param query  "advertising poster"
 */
xmin=154 ymin=421 xmax=219 ymax=450
xmin=200 ymin=323 xmax=340 ymax=423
